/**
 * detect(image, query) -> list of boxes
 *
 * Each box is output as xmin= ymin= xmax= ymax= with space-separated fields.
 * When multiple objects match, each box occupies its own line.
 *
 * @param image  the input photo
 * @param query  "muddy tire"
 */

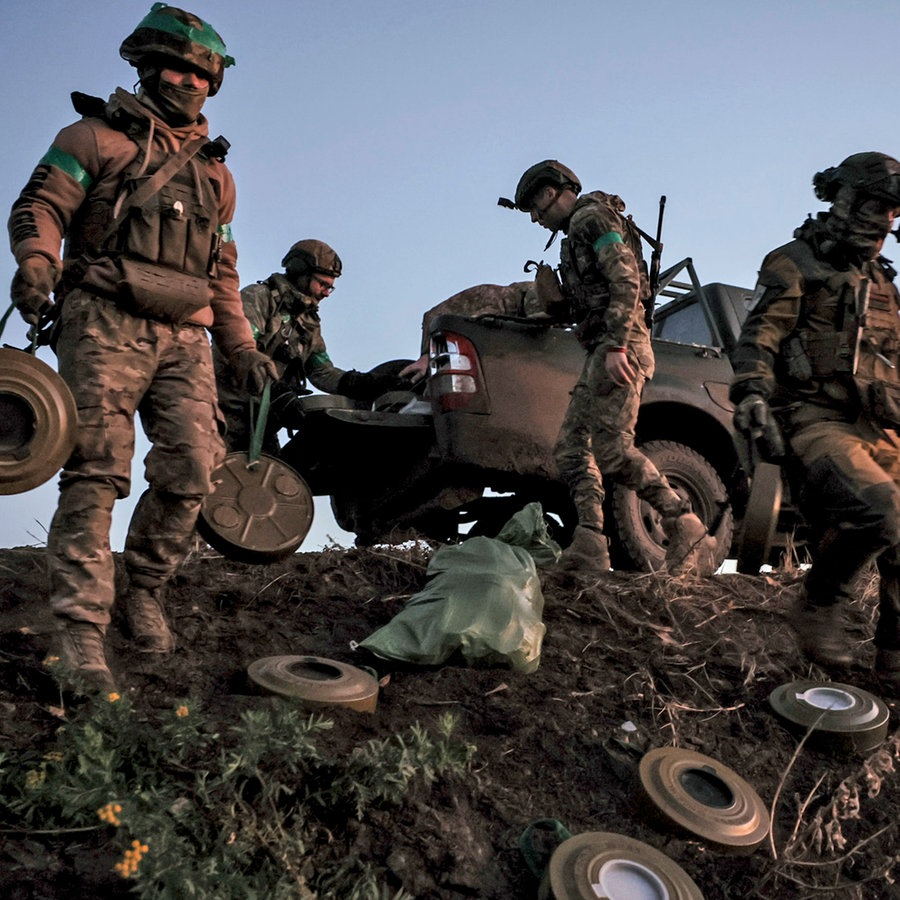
xmin=607 ymin=440 xmax=733 ymax=572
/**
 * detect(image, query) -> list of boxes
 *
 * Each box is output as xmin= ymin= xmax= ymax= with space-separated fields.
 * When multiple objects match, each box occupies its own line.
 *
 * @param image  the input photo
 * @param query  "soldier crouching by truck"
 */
xmin=214 ymin=239 xmax=409 ymax=454
xmin=399 ymin=280 xmax=543 ymax=383
xmin=500 ymin=160 xmax=717 ymax=577
xmin=6 ymin=4 xmax=278 ymax=693
xmin=730 ymin=152 xmax=900 ymax=694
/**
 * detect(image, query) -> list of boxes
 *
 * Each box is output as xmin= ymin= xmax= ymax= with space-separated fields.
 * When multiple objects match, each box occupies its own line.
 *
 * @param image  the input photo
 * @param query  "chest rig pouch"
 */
xmin=856 ymin=273 xmax=900 ymax=429
xmin=787 ymin=263 xmax=900 ymax=428
xmin=109 ymin=133 xmax=223 ymax=324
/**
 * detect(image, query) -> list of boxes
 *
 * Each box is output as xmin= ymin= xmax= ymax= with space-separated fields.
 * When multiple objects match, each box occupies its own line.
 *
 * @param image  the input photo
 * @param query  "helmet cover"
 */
xmin=282 ymin=240 xmax=343 ymax=279
xmin=514 ymin=160 xmax=581 ymax=211
xmin=120 ymin=3 xmax=234 ymax=95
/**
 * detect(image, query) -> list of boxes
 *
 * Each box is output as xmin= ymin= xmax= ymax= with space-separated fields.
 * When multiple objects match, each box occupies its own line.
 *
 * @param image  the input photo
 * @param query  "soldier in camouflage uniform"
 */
xmin=730 ymin=152 xmax=900 ymax=691
xmin=215 ymin=239 xmax=408 ymax=453
xmin=504 ymin=161 xmax=716 ymax=576
xmin=7 ymin=5 xmax=277 ymax=692
xmin=400 ymin=280 xmax=539 ymax=382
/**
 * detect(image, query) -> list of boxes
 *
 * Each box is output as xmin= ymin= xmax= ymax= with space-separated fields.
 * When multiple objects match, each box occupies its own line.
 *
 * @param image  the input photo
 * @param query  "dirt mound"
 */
xmin=0 ymin=542 xmax=898 ymax=898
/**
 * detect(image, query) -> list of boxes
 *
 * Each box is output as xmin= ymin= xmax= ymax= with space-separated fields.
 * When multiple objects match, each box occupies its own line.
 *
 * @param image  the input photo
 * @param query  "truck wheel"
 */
xmin=607 ymin=440 xmax=733 ymax=573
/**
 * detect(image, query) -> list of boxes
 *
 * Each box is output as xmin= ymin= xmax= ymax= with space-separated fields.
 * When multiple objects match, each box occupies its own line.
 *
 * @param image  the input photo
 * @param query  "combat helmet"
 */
xmin=282 ymin=240 xmax=343 ymax=282
xmin=813 ymin=152 xmax=900 ymax=207
xmin=510 ymin=160 xmax=581 ymax=211
xmin=120 ymin=3 xmax=235 ymax=96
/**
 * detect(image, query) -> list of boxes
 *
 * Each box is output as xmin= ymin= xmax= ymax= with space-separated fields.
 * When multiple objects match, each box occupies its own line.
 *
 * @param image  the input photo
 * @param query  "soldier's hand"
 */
xmin=230 ymin=348 xmax=279 ymax=396
xmin=269 ymin=379 xmax=307 ymax=429
xmin=11 ymin=256 xmax=57 ymax=326
xmin=733 ymin=394 xmax=785 ymax=460
xmin=338 ymin=369 xmax=411 ymax=402
xmin=399 ymin=355 xmax=428 ymax=383
xmin=605 ymin=348 xmax=635 ymax=386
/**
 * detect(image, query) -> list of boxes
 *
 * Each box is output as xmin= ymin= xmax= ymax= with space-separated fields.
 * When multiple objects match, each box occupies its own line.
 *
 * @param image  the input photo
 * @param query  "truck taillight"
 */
xmin=428 ymin=331 xmax=488 ymax=412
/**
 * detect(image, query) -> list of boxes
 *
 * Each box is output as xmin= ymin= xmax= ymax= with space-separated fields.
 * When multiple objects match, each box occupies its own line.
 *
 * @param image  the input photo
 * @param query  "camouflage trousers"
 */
xmin=789 ymin=415 xmax=900 ymax=649
xmin=48 ymin=291 xmax=226 ymax=625
xmin=554 ymin=347 xmax=687 ymax=533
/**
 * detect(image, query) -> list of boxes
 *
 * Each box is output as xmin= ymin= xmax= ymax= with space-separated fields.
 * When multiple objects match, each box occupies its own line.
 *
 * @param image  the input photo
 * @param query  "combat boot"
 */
xmin=124 ymin=587 xmax=175 ymax=654
xmin=662 ymin=512 xmax=718 ymax=576
xmin=875 ymin=649 xmax=900 ymax=696
xmin=557 ymin=526 xmax=611 ymax=576
xmin=51 ymin=621 xmax=117 ymax=694
xmin=790 ymin=595 xmax=854 ymax=668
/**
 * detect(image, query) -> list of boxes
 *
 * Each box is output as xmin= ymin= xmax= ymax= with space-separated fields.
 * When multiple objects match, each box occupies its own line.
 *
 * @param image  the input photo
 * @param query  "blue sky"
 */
xmin=1 ymin=0 xmax=898 ymax=550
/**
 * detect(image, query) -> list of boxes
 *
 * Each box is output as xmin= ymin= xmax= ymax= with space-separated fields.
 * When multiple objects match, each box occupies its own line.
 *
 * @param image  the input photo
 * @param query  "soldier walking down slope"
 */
xmin=7 ymin=4 xmax=277 ymax=692
xmin=730 ymin=152 xmax=900 ymax=692
xmin=215 ymin=240 xmax=408 ymax=454
xmin=501 ymin=160 xmax=717 ymax=577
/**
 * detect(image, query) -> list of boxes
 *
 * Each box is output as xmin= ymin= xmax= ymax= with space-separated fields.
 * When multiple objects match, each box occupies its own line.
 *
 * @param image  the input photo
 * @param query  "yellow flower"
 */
xmin=107 ymin=692 xmax=121 ymax=703
xmin=42 ymin=751 xmax=64 ymax=763
xmin=114 ymin=840 xmax=149 ymax=878
xmin=97 ymin=802 xmax=123 ymax=826
xmin=43 ymin=655 xmax=60 ymax=666
xmin=176 ymin=705 xmax=189 ymax=718
xmin=25 ymin=769 xmax=46 ymax=789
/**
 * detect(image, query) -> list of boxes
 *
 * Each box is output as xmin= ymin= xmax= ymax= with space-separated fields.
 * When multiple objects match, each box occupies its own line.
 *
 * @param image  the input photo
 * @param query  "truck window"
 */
xmin=653 ymin=300 xmax=713 ymax=347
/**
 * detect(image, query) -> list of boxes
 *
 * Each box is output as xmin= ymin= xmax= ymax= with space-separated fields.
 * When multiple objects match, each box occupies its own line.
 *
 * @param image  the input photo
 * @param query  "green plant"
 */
xmin=0 ymin=694 xmax=474 ymax=898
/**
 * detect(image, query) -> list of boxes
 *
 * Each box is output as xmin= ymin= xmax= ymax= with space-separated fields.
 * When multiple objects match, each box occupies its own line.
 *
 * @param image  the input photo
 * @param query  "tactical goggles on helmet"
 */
xmin=814 ymin=152 xmax=900 ymax=207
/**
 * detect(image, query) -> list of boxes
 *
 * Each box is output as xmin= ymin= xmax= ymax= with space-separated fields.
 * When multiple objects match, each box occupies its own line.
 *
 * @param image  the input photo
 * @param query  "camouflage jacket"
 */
xmin=558 ymin=190 xmax=654 ymax=374
xmin=215 ymin=272 xmax=347 ymax=402
xmin=416 ymin=281 xmax=537 ymax=354
xmin=7 ymin=88 xmax=254 ymax=360
xmin=730 ymin=218 xmax=900 ymax=425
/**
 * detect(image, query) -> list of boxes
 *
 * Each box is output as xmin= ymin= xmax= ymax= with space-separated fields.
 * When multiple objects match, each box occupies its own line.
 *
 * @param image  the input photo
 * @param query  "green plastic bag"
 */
xmin=359 ymin=503 xmax=556 ymax=673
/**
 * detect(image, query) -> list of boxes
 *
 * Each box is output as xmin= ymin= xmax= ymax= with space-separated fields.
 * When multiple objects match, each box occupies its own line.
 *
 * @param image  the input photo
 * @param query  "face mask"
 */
xmin=156 ymin=79 xmax=209 ymax=125
xmin=827 ymin=186 xmax=889 ymax=262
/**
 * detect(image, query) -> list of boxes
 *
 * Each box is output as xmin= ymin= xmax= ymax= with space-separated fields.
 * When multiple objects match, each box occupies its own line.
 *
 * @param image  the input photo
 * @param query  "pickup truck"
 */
xmin=272 ymin=258 xmax=798 ymax=572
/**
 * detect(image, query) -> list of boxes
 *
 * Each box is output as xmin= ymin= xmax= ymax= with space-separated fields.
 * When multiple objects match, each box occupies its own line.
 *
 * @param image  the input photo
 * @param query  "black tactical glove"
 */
xmin=337 ymin=370 xmax=410 ymax=403
xmin=733 ymin=393 xmax=785 ymax=461
xmin=229 ymin=348 xmax=279 ymax=395
xmin=11 ymin=256 xmax=58 ymax=326
xmin=268 ymin=379 xmax=307 ymax=430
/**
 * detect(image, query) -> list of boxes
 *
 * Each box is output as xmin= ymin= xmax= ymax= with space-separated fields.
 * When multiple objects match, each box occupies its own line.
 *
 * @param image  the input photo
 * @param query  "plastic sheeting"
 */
xmin=359 ymin=503 xmax=560 ymax=673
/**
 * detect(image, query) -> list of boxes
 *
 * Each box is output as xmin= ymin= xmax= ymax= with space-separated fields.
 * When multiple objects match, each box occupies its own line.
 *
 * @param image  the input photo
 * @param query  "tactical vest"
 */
xmin=558 ymin=192 xmax=649 ymax=323
xmin=785 ymin=259 xmax=900 ymax=427
xmin=249 ymin=275 xmax=320 ymax=390
xmin=66 ymin=93 xmax=224 ymax=322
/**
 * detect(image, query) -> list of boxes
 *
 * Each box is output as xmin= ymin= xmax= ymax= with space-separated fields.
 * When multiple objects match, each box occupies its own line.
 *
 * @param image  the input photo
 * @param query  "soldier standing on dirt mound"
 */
xmin=730 ymin=152 xmax=900 ymax=693
xmin=501 ymin=160 xmax=717 ymax=576
xmin=214 ymin=240 xmax=408 ymax=454
xmin=6 ymin=4 xmax=277 ymax=692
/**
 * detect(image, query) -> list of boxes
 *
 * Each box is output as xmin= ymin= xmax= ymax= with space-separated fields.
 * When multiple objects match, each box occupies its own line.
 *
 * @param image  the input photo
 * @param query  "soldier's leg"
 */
xmin=553 ymin=357 xmax=610 ymax=572
xmin=790 ymin=421 xmax=900 ymax=666
xmin=122 ymin=327 xmax=225 ymax=647
xmin=589 ymin=367 xmax=714 ymax=574
xmin=554 ymin=359 xmax=605 ymax=533
xmin=47 ymin=294 xmax=153 ymax=689
xmin=590 ymin=369 xmax=684 ymax=512
xmin=874 ymin=550 xmax=900 ymax=692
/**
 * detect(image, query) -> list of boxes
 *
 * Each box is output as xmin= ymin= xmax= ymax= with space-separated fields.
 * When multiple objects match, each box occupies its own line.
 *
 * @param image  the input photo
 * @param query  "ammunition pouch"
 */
xmin=801 ymin=332 xmax=854 ymax=376
xmin=572 ymin=308 xmax=608 ymax=351
xmin=118 ymin=257 xmax=210 ymax=325
xmin=860 ymin=380 xmax=900 ymax=431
